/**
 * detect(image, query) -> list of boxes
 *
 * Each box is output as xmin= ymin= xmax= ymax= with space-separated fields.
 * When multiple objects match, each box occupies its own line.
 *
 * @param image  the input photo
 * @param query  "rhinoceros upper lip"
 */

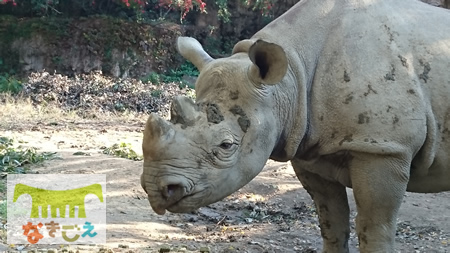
xmin=150 ymin=190 xmax=196 ymax=215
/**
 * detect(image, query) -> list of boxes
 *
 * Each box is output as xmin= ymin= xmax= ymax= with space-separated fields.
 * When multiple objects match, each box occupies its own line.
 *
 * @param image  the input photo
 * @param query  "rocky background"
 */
xmin=0 ymin=0 xmax=448 ymax=79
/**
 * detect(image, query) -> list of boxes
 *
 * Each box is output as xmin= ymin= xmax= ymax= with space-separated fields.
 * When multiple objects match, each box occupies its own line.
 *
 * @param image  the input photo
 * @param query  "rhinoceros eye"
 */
xmin=219 ymin=141 xmax=234 ymax=150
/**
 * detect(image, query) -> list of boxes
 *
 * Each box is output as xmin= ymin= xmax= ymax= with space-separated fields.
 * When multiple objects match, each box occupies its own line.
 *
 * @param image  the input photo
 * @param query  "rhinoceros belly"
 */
xmin=407 ymin=144 xmax=450 ymax=193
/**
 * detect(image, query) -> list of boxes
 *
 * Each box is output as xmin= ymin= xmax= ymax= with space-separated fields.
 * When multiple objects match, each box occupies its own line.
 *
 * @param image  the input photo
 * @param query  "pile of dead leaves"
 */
xmin=21 ymin=71 xmax=194 ymax=118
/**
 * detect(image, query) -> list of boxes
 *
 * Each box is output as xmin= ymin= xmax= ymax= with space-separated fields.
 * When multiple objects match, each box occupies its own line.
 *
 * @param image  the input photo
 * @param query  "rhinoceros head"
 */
xmin=141 ymin=37 xmax=288 ymax=214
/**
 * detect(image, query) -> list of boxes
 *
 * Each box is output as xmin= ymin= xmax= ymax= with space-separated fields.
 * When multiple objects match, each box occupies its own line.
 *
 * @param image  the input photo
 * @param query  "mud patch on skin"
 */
xmin=229 ymin=90 xmax=239 ymax=100
xmin=393 ymin=115 xmax=400 ymax=124
xmin=358 ymin=112 xmax=370 ymax=124
xmin=230 ymin=105 xmax=251 ymax=132
xmin=398 ymin=55 xmax=409 ymax=68
xmin=344 ymin=70 xmax=351 ymax=82
xmin=237 ymin=117 xmax=251 ymax=132
xmin=363 ymin=85 xmax=378 ymax=97
xmin=419 ymin=60 xmax=431 ymax=83
xmin=331 ymin=130 xmax=338 ymax=139
xmin=203 ymin=103 xmax=224 ymax=124
xmin=384 ymin=65 xmax=396 ymax=81
xmin=343 ymin=92 xmax=354 ymax=104
xmin=339 ymin=134 xmax=353 ymax=146
xmin=407 ymin=89 xmax=416 ymax=95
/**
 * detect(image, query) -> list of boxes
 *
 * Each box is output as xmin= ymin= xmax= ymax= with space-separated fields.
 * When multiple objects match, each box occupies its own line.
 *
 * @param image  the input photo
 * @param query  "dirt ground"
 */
xmin=0 ymin=116 xmax=449 ymax=253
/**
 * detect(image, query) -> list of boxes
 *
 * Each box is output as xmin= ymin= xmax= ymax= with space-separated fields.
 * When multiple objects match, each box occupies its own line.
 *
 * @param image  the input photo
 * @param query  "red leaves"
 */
xmin=157 ymin=0 xmax=206 ymax=20
xmin=118 ymin=0 xmax=147 ymax=9
xmin=1 ymin=0 xmax=17 ymax=6
xmin=242 ymin=0 xmax=275 ymax=17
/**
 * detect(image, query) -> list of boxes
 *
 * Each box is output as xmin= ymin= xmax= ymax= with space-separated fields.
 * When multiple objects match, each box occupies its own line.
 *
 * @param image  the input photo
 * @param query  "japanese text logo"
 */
xmin=7 ymin=174 xmax=106 ymax=244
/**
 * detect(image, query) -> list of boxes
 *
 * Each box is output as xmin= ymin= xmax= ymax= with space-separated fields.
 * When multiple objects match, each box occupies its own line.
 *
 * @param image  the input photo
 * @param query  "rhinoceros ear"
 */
xmin=177 ymin=37 xmax=213 ymax=72
xmin=248 ymin=40 xmax=288 ymax=85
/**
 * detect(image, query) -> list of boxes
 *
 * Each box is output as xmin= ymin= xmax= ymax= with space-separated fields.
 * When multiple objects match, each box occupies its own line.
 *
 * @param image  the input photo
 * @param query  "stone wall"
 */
xmin=2 ymin=0 xmax=448 ymax=78
xmin=1 ymin=17 xmax=183 ymax=78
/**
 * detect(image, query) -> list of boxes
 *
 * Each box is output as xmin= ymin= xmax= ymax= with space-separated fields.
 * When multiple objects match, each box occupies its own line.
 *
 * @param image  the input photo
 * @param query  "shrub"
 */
xmin=141 ymin=72 xmax=161 ymax=85
xmin=161 ymin=62 xmax=199 ymax=84
xmin=0 ymin=137 xmax=57 ymax=174
xmin=102 ymin=142 xmax=143 ymax=161
xmin=0 ymin=73 xmax=23 ymax=94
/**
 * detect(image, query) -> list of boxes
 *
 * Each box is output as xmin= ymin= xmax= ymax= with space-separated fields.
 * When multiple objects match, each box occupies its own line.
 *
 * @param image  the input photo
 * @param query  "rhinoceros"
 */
xmin=141 ymin=0 xmax=450 ymax=252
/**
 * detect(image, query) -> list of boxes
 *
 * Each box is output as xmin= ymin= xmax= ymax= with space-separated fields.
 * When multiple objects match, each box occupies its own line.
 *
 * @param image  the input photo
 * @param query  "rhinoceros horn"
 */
xmin=170 ymin=96 xmax=199 ymax=126
xmin=144 ymin=113 xmax=174 ymax=141
xmin=143 ymin=113 xmax=175 ymax=159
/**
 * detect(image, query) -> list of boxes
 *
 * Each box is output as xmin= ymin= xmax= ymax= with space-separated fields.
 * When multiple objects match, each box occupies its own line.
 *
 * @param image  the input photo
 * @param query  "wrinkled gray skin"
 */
xmin=141 ymin=0 xmax=450 ymax=252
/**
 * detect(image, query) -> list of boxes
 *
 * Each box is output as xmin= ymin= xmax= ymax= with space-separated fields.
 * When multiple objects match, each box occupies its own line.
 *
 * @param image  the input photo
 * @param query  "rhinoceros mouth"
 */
xmin=148 ymin=188 xmax=203 ymax=215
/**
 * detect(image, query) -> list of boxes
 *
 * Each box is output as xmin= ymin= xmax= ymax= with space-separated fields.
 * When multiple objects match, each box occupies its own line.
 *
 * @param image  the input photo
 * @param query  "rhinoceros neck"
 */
xmin=254 ymin=0 xmax=347 ymax=161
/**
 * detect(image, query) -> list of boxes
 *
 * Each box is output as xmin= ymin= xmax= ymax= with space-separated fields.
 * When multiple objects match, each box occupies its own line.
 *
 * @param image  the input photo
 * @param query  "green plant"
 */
xmin=0 ymin=73 xmax=22 ymax=94
xmin=0 ymin=181 xmax=5 ymax=193
xmin=51 ymin=56 xmax=63 ymax=65
xmin=185 ymin=88 xmax=196 ymax=99
xmin=114 ymin=102 xmax=126 ymax=112
xmin=178 ymin=61 xmax=199 ymax=76
xmin=151 ymin=89 xmax=162 ymax=97
xmin=216 ymin=0 xmax=231 ymax=22
xmin=241 ymin=0 xmax=276 ymax=17
xmin=102 ymin=142 xmax=142 ymax=161
xmin=141 ymin=72 xmax=161 ymax=84
xmin=0 ymin=137 xmax=57 ymax=174
xmin=0 ymin=199 xmax=6 ymax=220
xmin=0 ymin=180 xmax=5 ymax=219
xmin=161 ymin=61 xmax=199 ymax=84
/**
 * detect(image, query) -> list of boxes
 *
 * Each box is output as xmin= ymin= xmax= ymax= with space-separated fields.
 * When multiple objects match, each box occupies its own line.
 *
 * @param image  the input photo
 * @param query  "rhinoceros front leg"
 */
xmin=291 ymin=159 xmax=350 ymax=253
xmin=350 ymin=153 xmax=409 ymax=253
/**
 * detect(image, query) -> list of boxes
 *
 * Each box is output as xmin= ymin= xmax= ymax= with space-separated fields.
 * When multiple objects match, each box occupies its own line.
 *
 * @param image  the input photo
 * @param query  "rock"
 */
xmin=198 ymin=208 xmax=221 ymax=219
xmin=199 ymin=246 xmax=210 ymax=253
xmin=177 ymin=247 xmax=187 ymax=252
xmin=159 ymin=245 xmax=171 ymax=252
xmin=73 ymin=151 xmax=90 ymax=156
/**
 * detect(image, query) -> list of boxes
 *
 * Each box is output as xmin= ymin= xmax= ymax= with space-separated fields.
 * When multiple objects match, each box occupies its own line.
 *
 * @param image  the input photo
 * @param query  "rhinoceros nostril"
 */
xmin=167 ymin=185 xmax=177 ymax=197
xmin=162 ymin=184 xmax=185 ymax=201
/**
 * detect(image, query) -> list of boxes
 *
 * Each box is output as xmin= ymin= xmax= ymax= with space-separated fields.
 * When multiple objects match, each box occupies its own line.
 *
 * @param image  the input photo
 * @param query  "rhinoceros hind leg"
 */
xmin=292 ymin=159 xmax=350 ymax=253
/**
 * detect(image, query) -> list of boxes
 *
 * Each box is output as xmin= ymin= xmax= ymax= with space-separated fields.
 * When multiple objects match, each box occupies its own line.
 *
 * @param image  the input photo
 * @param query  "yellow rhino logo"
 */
xmin=13 ymin=183 xmax=104 ymax=218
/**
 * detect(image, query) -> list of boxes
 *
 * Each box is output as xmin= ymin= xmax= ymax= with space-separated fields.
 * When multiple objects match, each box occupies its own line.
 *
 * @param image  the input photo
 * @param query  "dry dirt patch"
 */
xmin=0 ymin=122 xmax=448 ymax=253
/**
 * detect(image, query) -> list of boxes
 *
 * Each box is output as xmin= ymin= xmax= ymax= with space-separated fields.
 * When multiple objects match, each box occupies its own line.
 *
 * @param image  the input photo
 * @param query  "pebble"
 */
xmin=199 ymin=246 xmax=210 ymax=253
xmin=159 ymin=245 xmax=171 ymax=253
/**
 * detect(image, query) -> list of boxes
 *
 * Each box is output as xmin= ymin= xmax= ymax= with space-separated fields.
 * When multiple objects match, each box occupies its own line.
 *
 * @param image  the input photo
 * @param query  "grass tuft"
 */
xmin=102 ymin=142 xmax=143 ymax=161
xmin=0 ymin=136 xmax=57 ymax=174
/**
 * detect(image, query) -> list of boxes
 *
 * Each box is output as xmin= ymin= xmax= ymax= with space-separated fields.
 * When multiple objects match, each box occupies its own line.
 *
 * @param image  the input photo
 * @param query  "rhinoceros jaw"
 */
xmin=150 ymin=202 xmax=166 ymax=215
